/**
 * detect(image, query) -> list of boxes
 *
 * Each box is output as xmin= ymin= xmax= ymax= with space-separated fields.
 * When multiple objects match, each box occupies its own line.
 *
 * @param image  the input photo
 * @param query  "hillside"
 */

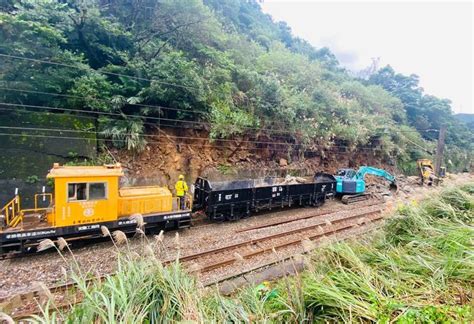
xmin=0 ymin=0 xmax=472 ymax=183
xmin=455 ymin=113 xmax=474 ymax=130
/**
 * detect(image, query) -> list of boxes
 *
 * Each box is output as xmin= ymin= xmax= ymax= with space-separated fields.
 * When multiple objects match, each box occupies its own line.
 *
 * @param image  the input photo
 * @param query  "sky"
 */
xmin=260 ymin=0 xmax=473 ymax=114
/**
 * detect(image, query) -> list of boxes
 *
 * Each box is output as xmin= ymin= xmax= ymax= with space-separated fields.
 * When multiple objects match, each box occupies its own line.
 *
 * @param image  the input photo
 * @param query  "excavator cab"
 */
xmin=335 ymin=168 xmax=365 ymax=195
xmin=416 ymin=159 xmax=438 ymax=186
xmin=335 ymin=166 xmax=397 ymax=204
xmin=336 ymin=169 xmax=356 ymax=178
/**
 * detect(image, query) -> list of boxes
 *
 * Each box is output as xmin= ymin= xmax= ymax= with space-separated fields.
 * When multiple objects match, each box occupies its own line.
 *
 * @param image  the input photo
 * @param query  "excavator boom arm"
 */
xmin=355 ymin=166 xmax=396 ymax=183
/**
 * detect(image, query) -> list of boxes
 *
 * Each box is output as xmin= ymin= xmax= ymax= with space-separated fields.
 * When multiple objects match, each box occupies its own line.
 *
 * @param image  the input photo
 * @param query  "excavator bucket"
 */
xmin=389 ymin=182 xmax=398 ymax=192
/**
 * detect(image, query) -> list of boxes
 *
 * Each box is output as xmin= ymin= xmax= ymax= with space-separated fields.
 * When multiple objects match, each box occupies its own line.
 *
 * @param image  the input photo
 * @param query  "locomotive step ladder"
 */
xmin=0 ymin=195 xmax=21 ymax=228
xmin=177 ymin=219 xmax=191 ymax=229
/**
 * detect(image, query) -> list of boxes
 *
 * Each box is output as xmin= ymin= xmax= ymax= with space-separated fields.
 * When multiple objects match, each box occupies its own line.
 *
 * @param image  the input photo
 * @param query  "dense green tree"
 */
xmin=369 ymin=65 xmax=473 ymax=170
xmin=0 ymin=0 xmax=471 ymax=171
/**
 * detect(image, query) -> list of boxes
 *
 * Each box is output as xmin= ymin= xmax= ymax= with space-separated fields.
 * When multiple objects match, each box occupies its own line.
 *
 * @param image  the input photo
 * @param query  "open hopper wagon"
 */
xmin=193 ymin=173 xmax=336 ymax=221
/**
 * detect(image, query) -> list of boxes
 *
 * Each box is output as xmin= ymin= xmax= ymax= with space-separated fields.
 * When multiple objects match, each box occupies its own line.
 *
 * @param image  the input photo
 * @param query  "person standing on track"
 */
xmin=175 ymin=174 xmax=188 ymax=210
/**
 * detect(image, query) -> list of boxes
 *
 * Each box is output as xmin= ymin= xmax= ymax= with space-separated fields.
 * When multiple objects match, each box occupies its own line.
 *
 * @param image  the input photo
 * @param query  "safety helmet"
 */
xmin=179 ymin=174 xmax=184 ymax=180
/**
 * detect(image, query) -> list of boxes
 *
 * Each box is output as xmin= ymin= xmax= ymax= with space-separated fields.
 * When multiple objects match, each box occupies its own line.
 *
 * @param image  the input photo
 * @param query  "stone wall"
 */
xmin=0 ymin=110 xmax=97 ymax=207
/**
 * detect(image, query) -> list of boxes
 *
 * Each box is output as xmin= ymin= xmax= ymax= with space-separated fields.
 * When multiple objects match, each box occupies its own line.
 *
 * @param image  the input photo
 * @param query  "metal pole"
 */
xmin=434 ymin=126 xmax=447 ymax=176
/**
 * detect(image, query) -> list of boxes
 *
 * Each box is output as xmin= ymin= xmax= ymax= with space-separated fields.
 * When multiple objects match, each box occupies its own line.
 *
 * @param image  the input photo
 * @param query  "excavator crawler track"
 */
xmin=341 ymin=193 xmax=371 ymax=204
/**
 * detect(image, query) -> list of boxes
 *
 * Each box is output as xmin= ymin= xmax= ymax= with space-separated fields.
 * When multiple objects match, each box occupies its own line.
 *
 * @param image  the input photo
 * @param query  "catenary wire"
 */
xmin=0 ymin=101 xmax=440 ymax=140
xmin=0 ymin=126 xmax=384 ymax=151
xmin=0 ymin=86 xmax=208 ymax=115
xmin=0 ymin=102 xmax=313 ymax=136
xmin=0 ymin=53 xmax=442 ymax=138
xmin=0 ymin=106 xmax=298 ymax=145
xmin=0 ymin=107 xmax=437 ymax=153
xmin=0 ymin=54 xmax=442 ymax=136
xmin=0 ymin=53 xmax=199 ymax=90
xmin=0 ymin=87 xmax=441 ymax=134
xmin=0 ymin=132 xmax=388 ymax=154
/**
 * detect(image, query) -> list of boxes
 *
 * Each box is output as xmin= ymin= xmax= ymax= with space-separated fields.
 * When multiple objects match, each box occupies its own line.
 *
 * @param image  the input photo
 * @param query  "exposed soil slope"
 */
xmin=113 ymin=127 xmax=395 ymax=188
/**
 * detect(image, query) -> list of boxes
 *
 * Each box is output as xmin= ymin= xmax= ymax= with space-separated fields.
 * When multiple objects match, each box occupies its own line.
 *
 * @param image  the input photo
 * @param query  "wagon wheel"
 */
xmin=314 ymin=197 xmax=325 ymax=207
xmin=225 ymin=212 xmax=241 ymax=222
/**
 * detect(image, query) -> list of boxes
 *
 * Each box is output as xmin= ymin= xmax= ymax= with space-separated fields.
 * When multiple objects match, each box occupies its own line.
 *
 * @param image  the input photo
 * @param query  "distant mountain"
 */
xmin=455 ymin=113 xmax=474 ymax=129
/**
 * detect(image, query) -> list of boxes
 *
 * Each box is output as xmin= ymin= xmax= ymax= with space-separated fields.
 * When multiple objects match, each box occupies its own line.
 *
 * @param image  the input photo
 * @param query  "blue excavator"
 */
xmin=334 ymin=166 xmax=397 ymax=204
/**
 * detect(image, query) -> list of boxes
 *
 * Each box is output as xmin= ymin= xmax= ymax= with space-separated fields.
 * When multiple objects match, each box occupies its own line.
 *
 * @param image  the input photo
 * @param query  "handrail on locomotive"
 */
xmin=0 ymin=193 xmax=53 ymax=229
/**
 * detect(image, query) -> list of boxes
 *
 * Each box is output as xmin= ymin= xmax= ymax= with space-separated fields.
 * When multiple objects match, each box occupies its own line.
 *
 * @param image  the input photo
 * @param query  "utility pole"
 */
xmin=434 ymin=125 xmax=447 ymax=176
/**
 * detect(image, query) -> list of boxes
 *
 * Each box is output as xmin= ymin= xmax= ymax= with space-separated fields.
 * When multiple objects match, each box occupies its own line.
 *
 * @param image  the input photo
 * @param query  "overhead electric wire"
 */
xmin=0 ymin=132 xmax=384 ymax=155
xmin=0 ymin=125 xmax=319 ymax=147
xmin=0 ymin=107 xmax=304 ymax=146
xmin=0 ymin=102 xmax=435 ymax=153
xmin=0 ymin=102 xmax=306 ymax=136
xmin=0 ymin=52 xmax=441 ymax=149
xmin=0 ymin=53 xmax=199 ymax=90
xmin=0 ymin=126 xmax=382 ymax=151
xmin=0 ymin=102 xmax=203 ymax=125
xmin=0 ymin=88 xmax=438 ymax=135
xmin=0 ymin=86 xmax=208 ymax=115
xmin=0 ymin=100 xmax=440 ymax=143
xmin=0 ymin=106 xmax=297 ymax=146
xmin=0 ymin=98 xmax=440 ymax=155
xmin=0 ymin=54 xmax=441 ymax=137
xmin=397 ymin=131 xmax=434 ymax=154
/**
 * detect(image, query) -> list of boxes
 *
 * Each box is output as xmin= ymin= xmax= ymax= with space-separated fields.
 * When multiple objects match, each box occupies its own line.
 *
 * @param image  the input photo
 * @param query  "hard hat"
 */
xmin=179 ymin=174 xmax=184 ymax=180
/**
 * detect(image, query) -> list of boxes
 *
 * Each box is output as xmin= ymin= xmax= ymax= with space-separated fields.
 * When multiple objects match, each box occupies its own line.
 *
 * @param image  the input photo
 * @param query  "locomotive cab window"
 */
xmin=68 ymin=183 xmax=87 ymax=201
xmin=67 ymin=182 xmax=107 ymax=201
xmin=89 ymin=183 xmax=107 ymax=200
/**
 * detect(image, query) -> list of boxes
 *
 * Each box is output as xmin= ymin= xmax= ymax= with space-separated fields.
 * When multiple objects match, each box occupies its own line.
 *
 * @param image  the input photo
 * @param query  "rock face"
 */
xmin=0 ymin=115 xmax=395 ymax=207
xmin=115 ymin=127 xmax=394 ymax=192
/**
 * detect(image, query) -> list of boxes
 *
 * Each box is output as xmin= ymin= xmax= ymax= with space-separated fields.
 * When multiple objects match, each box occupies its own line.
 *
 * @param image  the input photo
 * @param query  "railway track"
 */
xmin=205 ymin=217 xmax=385 ymax=291
xmin=234 ymin=199 xmax=383 ymax=233
xmin=0 ymin=200 xmax=382 ymax=262
xmin=186 ymin=208 xmax=382 ymax=275
xmin=5 ymin=203 xmax=385 ymax=320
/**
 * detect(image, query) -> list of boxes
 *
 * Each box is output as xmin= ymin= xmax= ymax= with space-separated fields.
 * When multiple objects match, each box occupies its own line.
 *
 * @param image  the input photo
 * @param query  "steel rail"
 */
xmin=202 ymin=219 xmax=385 ymax=289
xmin=235 ymin=200 xmax=384 ymax=233
xmin=193 ymin=211 xmax=382 ymax=272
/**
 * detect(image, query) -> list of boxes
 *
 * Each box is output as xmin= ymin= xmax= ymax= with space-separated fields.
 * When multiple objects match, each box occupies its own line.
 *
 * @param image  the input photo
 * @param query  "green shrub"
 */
xmin=441 ymin=188 xmax=473 ymax=211
xmin=460 ymin=183 xmax=474 ymax=195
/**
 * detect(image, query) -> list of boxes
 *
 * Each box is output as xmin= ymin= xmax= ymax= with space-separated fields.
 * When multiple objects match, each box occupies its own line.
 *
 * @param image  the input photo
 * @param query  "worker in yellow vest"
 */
xmin=175 ymin=175 xmax=188 ymax=210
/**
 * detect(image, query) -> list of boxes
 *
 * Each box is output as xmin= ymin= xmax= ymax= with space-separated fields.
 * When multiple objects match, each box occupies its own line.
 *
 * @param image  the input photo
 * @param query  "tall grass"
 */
xmin=30 ymin=184 xmax=474 ymax=323
xmin=302 ymin=185 xmax=473 ymax=322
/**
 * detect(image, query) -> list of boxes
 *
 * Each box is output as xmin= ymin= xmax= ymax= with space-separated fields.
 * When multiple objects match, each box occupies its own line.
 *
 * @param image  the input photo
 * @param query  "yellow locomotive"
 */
xmin=0 ymin=163 xmax=191 ymax=255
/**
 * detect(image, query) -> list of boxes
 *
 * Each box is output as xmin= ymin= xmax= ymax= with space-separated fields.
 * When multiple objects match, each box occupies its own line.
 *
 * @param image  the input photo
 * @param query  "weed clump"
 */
xmin=300 ymin=185 xmax=473 ymax=322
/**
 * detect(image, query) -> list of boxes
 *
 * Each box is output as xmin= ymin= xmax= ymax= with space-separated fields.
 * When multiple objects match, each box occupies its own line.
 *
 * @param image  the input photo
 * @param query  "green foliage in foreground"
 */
xmin=31 ymin=185 xmax=473 ymax=323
